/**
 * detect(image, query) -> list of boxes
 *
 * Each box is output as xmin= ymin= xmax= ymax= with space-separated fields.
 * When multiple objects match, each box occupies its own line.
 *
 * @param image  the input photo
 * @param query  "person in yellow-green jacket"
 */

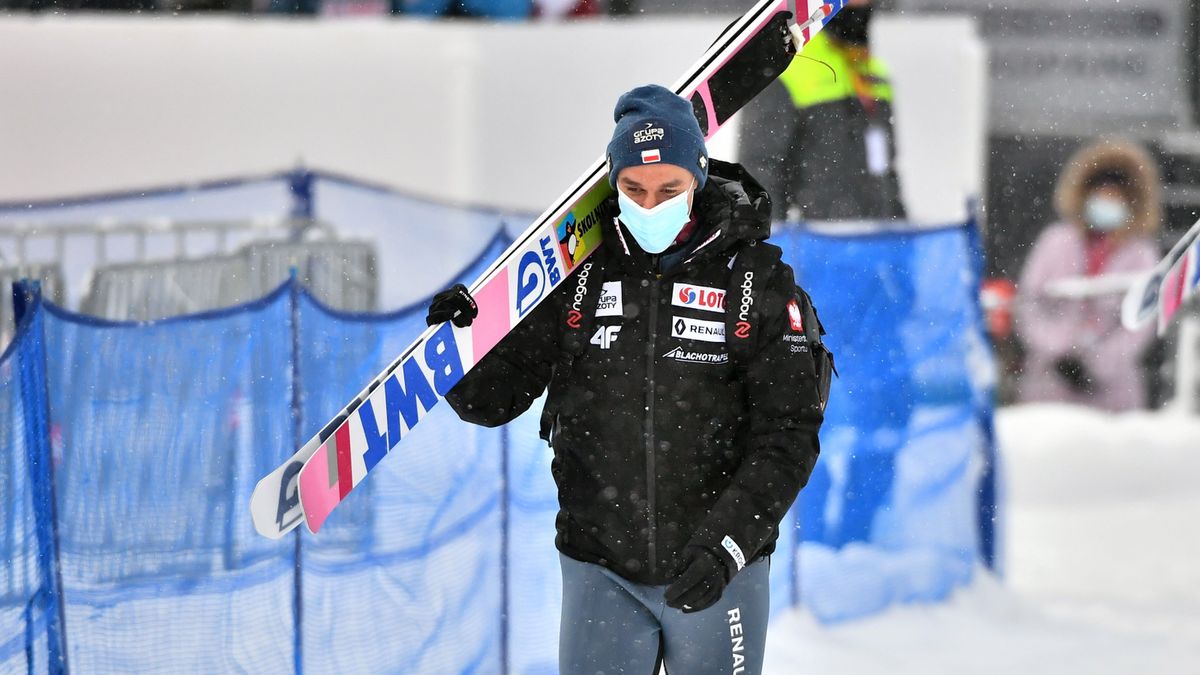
xmin=739 ymin=0 xmax=906 ymax=222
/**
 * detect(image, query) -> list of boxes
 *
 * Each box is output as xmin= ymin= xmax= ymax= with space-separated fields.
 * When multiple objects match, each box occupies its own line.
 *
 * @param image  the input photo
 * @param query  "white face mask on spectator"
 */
xmin=1084 ymin=195 xmax=1130 ymax=233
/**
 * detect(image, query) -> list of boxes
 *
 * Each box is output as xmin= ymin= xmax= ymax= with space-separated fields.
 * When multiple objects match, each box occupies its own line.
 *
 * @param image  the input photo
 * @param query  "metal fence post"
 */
xmin=965 ymin=211 xmax=1001 ymax=573
xmin=288 ymin=270 xmax=305 ymax=675
xmin=14 ymin=280 xmax=70 ymax=675
xmin=288 ymin=167 xmax=315 ymax=243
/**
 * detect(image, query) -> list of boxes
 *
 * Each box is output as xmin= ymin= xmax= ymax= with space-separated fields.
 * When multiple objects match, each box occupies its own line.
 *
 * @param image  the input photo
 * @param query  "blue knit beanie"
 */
xmin=606 ymin=85 xmax=709 ymax=189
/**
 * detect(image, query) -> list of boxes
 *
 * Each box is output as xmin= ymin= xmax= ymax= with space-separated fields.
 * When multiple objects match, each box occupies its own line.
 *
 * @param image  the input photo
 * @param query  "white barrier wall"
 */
xmin=0 ymin=14 xmax=985 ymax=222
xmin=874 ymin=15 xmax=988 ymax=225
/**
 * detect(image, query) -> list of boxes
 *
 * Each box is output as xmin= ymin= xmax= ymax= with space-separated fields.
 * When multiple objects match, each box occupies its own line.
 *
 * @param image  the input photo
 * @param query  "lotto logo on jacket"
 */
xmin=673 ymin=283 xmax=726 ymax=313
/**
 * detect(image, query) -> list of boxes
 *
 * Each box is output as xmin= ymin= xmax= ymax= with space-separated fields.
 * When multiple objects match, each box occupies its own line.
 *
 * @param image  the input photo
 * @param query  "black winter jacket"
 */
xmin=447 ymin=161 xmax=824 ymax=585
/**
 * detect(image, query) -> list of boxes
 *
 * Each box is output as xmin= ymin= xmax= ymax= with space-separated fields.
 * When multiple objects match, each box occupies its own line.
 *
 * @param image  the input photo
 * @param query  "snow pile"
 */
xmin=765 ymin=404 xmax=1200 ymax=674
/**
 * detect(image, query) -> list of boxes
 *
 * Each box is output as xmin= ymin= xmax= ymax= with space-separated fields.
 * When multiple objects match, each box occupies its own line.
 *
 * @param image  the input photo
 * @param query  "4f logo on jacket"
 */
xmin=590 ymin=325 xmax=622 ymax=350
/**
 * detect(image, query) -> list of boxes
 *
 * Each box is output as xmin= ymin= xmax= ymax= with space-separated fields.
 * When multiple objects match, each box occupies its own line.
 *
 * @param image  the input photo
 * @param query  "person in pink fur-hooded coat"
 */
xmin=1015 ymin=138 xmax=1162 ymax=411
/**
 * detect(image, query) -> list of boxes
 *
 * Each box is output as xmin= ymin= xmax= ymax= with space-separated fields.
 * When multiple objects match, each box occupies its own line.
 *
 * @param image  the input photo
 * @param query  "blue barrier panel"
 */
xmin=42 ymin=287 xmax=298 ymax=673
xmin=296 ymin=234 xmax=509 ymax=674
xmin=774 ymin=222 xmax=996 ymax=623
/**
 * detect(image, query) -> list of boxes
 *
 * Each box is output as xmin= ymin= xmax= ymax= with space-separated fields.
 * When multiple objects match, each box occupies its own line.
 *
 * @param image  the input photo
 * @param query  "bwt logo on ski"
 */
xmin=673 ymin=283 xmax=726 ymax=313
xmin=515 ymin=236 xmax=563 ymax=318
xmin=356 ymin=322 xmax=465 ymax=473
xmin=735 ymin=271 xmax=754 ymax=339
xmin=1134 ymin=277 xmax=1160 ymax=322
xmin=633 ymin=121 xmax=665 ymax=144
xmin=275 ymin=460 xmax=304 ymax=530
xmin=567 ymin=261 xmax=593 ymax=329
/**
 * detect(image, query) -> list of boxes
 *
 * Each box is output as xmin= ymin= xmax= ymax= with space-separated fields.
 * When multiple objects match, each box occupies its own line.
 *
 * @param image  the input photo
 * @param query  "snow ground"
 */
xmin=764 ymin=404 xmax=1200 ymax=674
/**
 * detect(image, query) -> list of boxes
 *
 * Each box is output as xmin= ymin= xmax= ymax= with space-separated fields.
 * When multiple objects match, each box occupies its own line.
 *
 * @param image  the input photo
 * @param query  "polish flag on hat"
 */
xmin=641 ymin=148 xmax=661 ymax=164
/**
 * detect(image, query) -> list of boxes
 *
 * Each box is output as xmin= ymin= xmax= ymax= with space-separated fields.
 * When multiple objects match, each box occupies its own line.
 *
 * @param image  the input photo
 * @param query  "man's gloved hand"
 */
xmin=664 ymin=546 xmax=731 ymax=614
xmin=425 ymin=283 xmax=479 ymax=328
xmin=1054 ymin=355 xmax=1093 ymax=394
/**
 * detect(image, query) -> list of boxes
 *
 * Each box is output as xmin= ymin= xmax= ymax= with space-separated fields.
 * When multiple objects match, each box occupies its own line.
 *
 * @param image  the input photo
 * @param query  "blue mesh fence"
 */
xmin=1 ymin=217 xmax=995 ymax=672
xmin=42 ymin=283 xmax=297 ymax=673
xmin=776 ymin=222 xmax=997 ymax=622
xmin=295 ymin=234 xmax=509 ymax=673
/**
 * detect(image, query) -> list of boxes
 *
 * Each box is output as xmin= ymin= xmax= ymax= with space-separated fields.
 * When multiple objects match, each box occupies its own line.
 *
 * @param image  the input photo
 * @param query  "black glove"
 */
xmin=664 ymin=546 xmax=731 ymax=614
xmin=1054 ymin=355 xmax=1093 ymax=394
xmin=425 ymin=283 xmax=478 ymax=328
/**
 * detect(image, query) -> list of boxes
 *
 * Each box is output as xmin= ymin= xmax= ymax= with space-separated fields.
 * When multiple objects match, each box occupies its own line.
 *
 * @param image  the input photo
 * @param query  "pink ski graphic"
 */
xmin=472 ymin=268 xmax=511 ymax=358
xmin=298 ymin=440 xmax=337 ymax=534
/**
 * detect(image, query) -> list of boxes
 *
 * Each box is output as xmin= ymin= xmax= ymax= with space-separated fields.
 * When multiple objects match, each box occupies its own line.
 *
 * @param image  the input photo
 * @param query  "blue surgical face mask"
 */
xmin=1084 ymin=195 xmax=1130 ymax=232
xmin=616 ymin=183 xmax=694 ymax=254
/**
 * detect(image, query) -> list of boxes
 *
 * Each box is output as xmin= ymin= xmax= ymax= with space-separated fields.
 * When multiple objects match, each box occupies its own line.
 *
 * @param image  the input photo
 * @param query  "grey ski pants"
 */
xmin=558 ymin=553 xmax=770 ymax=675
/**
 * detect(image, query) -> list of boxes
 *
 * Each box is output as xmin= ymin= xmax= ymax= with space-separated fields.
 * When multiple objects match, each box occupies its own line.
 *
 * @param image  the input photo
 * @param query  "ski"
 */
xmin=1046 ymin=272 xmax=1141 ymax=299
xmin=249 ymin=0 xmax=844 ymax=539
xmin=1121 ymin=217 xmax=1200 ymax=334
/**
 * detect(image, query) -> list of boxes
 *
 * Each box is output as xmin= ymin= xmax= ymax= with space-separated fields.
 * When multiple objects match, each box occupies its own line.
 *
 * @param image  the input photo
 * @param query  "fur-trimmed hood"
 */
xmin=1055 ymin=137 xmax=1162 ymax=237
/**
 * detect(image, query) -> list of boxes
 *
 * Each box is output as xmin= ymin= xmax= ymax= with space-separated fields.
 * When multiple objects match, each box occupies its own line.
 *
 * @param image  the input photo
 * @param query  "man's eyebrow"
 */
xmin=619 ymin=177 xmax=687 ymax=190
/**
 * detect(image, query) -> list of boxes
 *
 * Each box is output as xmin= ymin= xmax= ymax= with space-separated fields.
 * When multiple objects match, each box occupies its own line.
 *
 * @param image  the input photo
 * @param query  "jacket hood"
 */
xmin=691 ymin=158 xmax=773 ymax=247
xmin=1055 ymin=138 xmax=1161 ymax=238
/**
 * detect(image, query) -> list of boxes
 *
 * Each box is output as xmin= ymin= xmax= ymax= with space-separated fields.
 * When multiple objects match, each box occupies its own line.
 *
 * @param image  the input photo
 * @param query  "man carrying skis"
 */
xmin=426 ymin=84 xmax=826 ymax=675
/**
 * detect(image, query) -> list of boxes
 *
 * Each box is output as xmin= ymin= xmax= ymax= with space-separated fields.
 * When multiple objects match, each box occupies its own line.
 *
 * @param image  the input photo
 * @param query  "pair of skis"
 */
xmin=250 ymin=0 xmax=846 ymax=539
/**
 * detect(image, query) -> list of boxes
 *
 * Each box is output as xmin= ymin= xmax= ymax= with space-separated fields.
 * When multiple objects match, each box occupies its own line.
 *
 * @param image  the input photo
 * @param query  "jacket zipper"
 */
xmin=645 ymin=275 xmax=660 ymax=577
